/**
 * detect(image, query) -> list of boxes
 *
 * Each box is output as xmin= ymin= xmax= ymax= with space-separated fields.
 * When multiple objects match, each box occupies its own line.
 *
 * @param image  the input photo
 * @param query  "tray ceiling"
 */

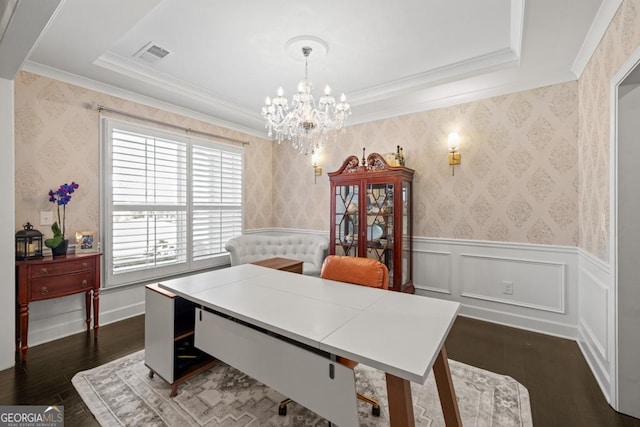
xmin=24 ymin=0 xmax=605 ymax=136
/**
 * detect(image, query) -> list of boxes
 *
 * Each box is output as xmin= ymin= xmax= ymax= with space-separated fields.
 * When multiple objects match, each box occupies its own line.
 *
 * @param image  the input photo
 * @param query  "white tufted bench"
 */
xmin=224 ymin=234 xmax=329 ymax=276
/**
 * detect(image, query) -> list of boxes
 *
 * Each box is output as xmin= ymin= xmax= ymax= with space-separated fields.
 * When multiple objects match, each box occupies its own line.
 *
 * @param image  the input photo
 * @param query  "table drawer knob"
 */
xmin=40 ymin=286 xmax=48 ymax=295
xmin=40 ymin=268 xmax=48 ymax=275
xmin=81 ymin=280 xmax=88 ymax=288
xmin=82 ymin=263 xmax=88 ymax=270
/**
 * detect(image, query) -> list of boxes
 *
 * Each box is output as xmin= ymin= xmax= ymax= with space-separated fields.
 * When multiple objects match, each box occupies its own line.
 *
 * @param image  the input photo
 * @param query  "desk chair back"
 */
xmin=320 ymin=255 xmax=389 ymax=290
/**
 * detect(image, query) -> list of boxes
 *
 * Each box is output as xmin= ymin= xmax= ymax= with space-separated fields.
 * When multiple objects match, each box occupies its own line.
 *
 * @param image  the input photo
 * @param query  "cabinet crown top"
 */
xmin=329 ymin=152 xmax=414 ymax=177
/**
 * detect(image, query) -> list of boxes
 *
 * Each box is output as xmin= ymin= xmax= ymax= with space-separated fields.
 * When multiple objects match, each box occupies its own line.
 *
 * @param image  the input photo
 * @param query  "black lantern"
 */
xmin=15 ymin=222 xmax=44 ymax=260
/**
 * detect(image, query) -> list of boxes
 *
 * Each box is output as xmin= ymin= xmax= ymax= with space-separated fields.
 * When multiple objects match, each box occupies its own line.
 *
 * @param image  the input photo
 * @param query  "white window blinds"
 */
xmin=192 ymin=144 xmax=242 ymax=260
xmin=102 ymin=119 xmax=243 ymax=287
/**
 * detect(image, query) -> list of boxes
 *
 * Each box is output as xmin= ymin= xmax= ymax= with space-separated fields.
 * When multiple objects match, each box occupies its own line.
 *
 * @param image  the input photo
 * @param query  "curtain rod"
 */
xmin=95 ymin=105 xmax=250 ymax=146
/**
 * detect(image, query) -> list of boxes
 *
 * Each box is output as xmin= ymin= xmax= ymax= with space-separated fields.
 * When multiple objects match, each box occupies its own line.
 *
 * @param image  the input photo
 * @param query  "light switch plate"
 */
xmin=40 ymin=211 xmax=54 ymax=226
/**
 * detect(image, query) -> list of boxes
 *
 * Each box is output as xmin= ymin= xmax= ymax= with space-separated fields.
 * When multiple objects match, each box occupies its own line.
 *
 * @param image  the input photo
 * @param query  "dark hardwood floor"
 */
xmin=1 ymin=316 xmax=144 ymax=427
xmin=446 ymin=317 xmax=640 ymax=427
xmin=1 ymin=314 xmax=638 ymax=426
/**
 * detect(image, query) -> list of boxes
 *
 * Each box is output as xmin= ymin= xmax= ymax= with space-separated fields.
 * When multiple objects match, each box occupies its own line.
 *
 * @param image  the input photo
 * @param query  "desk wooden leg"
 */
xmin=93 ymin=288 xmax=100 ymax=335
xmin=385 ymin=372 xmax=415 ymax=427
xmin=433 ymin=345 xmax=462 ymax=427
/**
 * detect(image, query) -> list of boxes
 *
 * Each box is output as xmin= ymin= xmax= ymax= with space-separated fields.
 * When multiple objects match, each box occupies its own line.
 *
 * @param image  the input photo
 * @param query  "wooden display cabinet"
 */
xmin=329 ymin=152 xmax=415 ymax=293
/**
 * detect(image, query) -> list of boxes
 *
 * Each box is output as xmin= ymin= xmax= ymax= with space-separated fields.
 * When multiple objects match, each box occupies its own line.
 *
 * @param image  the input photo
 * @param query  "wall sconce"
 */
xmin=312 ymin=151 xmax=322 ymax=184
xmin=447 ymin=132 xmax=461 ymax=176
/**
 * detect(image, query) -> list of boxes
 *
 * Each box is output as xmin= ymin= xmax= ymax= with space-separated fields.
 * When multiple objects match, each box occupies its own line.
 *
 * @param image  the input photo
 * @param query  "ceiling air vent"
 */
xmin=134 ymin=42 xmax=170 ymax=63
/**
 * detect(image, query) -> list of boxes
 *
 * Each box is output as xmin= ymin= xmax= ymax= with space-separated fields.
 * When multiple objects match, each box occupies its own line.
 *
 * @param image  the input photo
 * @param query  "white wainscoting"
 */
xmin=459 ymin=253 xmax=565 ymax=313
xmin=412 ymin=237 xmax=579 ymax=339
xmin=577 ymin=248 xmax=613 ymax=403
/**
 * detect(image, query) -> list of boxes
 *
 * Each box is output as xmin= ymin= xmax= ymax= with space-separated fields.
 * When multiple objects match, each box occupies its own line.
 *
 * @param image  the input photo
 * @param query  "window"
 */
xmin=101 ymin=119 xmax=242 ymax=287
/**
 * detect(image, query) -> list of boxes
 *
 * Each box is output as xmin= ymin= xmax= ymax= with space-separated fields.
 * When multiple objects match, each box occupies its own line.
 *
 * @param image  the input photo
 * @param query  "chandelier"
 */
xmin=261 ymin=46 xmax=351 ymax=156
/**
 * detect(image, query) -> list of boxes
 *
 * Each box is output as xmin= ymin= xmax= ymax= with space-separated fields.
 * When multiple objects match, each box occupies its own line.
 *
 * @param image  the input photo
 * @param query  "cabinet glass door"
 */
xmin=402 ymin=181 xmax=411 ymax=284
xmin=334 ymin=184 xmax=359 ymax=256
xmin=365 ymin=182 xmax=394 ymax=278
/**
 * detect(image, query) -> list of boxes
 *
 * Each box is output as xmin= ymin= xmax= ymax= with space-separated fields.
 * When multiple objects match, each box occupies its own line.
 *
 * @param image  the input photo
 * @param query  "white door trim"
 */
xmin=609 ymin=45 xmax=640 ymax=410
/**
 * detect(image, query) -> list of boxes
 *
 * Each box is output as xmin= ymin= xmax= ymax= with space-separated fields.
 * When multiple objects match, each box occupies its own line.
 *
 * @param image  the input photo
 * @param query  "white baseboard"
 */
xmin=98 ymin=301 xmax=146 ymax=326
xmin=578 ymin=322 xmax=611 ymax=402
xmin=458 ymin=306 xmax=576 ymax=339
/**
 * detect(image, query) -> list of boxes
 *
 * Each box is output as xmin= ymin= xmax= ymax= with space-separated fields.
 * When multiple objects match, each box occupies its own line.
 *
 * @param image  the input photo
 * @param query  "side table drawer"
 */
xmin=30 ymin=272 xmax=94 ymax=301
xmin=31 ymin=258 xmax=94 ymax=278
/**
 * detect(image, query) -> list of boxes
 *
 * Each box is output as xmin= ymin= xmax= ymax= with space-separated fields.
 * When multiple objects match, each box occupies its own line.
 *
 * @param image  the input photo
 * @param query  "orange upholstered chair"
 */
xmin=278 ymin=255 xmax=389 ymax=418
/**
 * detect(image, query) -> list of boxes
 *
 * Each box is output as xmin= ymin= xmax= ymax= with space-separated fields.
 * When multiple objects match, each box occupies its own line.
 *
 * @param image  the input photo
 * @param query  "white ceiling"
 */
xmin=23 ymin=0 xmax=608 ymax=137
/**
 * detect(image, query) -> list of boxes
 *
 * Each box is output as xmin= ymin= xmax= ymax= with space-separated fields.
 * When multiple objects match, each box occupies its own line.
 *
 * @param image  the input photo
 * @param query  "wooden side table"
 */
xmin=251 ymin=257 xmax=304 ymax=274
xmin=15 ymin=253 xmax=102 ymax=360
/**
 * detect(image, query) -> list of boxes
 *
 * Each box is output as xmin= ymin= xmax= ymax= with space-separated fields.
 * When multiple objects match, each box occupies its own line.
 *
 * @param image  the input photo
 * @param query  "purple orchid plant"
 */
xmin=44 ymin=181 xmax=80 ymax=249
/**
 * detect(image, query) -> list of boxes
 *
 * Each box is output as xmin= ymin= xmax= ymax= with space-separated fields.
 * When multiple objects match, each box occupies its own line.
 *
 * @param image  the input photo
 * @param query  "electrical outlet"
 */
xmin=40 ymin=211 xmax=54 ymax=226
xmin=502 ymin=281 xmax=513 ymax=295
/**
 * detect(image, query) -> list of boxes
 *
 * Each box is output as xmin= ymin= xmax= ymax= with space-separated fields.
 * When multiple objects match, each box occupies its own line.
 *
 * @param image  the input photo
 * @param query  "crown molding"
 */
xmin=21 ymin=61 xmax=267 ymax=139
xmin=96 ymin=48 xmax=522 ymax=131
xmin=350 ymin=47 xmax=519 ymax=105
xmin=349 ymin=69 xmax=577 ymax=127
xmin=571 ymin=0 xmax=623 ymax=78
xmin=94 ymin=51 xmax=260 ymax=123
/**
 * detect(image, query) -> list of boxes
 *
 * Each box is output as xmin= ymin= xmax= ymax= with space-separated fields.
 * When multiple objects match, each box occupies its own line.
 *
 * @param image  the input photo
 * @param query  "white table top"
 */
xmin=158 ymin=264 xmax=460 ymax=384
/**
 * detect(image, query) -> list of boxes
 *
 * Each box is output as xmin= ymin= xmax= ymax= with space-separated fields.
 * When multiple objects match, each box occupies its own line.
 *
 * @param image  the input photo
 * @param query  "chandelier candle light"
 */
xmin=262 ymin=45 xmax=351 ymax=156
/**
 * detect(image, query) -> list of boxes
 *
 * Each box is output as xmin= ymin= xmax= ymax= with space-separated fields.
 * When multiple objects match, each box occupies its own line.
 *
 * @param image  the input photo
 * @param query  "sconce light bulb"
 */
xmin=448 ymin=132 xmax=460 ymax=151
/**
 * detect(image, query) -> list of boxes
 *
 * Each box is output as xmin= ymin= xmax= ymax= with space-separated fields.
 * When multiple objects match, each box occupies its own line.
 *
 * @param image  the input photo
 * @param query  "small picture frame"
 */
xmin=76 ymin=231 xmax=97 ymax=253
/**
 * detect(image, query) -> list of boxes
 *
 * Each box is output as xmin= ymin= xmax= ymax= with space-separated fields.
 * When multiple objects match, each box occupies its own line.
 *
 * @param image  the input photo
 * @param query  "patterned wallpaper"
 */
xmin=13 ymin=71 xmax=273 ymax=242
xmin=578 ymin=0 xmax=640 ymax=261
xmin=273 ymin=82 xmax=580 ymax=247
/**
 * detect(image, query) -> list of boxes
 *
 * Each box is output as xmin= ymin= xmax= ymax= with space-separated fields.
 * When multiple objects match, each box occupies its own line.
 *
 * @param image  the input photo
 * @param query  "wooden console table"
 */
xmin=251 ymin=257 xmax=304 ymax=274
xmin=15 ymin=253 xmax=102 ymax=360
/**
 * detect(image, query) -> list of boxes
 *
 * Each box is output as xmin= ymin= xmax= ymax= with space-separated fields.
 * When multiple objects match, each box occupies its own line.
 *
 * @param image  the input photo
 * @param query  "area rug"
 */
xmin=72 ymin=350 xmax=532 ymax=426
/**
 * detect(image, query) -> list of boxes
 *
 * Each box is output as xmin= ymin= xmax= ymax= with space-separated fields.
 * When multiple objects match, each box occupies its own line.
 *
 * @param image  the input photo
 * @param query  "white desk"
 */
xmin=157 ymin=264 xmax=462 ymax=426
